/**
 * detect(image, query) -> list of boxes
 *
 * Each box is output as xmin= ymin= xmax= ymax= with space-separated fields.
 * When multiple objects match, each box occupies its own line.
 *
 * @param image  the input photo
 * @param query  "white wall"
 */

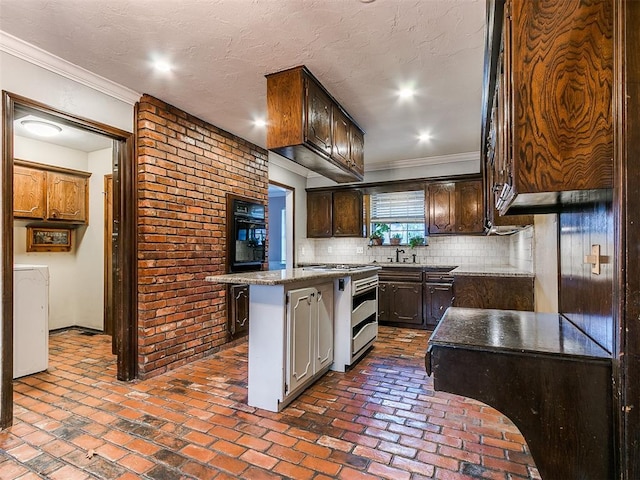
xmin=0 ymin=42 xmax=136 ymax=413
xmin=533 ymin=214 xmax=559 ymax=313
xmin=268 ymin=155 xmax=309 ymax=266
xmin=13 ymin=136 xmax=112 ymax=330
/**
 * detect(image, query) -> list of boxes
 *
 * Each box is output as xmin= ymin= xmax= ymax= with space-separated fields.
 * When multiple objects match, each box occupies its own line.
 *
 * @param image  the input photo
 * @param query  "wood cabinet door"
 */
xmin=305 ymin=78 xmax=332 ymax=156
xmin=332 ymin=190 xmax=363 ymax=237
xmin=390 ymin=282 xmax=423 ymax=326
xmin=315 ymin=283 xmax=334 ymax=372
xmin=286 ymin=287 xmax=316 ymax=394
xmin=428 ymin=182 xmax=455 ymax=234
xmin=378 ymin=282 xmax=391 ymax=322
xmin=229 ymin=284 xmax=249 ymax=340
xmin=46 ymin=171 xmax=88 ymax=222
xmin=331 ymin=107 xmax=350 ymax=167
xmin=455 ymin=180 xmax=484 ymax=233
xmin=349 ymin=127 xmax=365 ymax=177
xmin=307 ymin=191 xmax=333 ymax=237
xmin=424 ymin=282 xmax=453 ymax=329
xmin=13 ymin=165 xmax=46 ymax=219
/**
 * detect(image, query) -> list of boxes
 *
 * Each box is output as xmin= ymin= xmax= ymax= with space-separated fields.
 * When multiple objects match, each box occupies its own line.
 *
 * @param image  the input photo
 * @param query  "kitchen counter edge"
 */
xmin=205 ymin=266 xmax=381 ymax=286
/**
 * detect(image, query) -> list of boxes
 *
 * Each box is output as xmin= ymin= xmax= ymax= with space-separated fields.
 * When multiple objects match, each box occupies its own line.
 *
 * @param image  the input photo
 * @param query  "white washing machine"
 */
xmin=14 ymin=264 xmax=49 ymax=378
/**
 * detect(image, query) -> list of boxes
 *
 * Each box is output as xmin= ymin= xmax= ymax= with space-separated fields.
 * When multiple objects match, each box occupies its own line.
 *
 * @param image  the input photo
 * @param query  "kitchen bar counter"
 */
xmin=427 ymin=307 xmax=613 ymax=479
xmin=205 ymin=265 xmax=379 ymax=286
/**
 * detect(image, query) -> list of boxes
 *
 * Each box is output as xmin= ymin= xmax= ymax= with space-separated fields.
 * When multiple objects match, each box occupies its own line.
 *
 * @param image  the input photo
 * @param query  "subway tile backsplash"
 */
xmin=297 ymin=229 xmax=533 ymax=272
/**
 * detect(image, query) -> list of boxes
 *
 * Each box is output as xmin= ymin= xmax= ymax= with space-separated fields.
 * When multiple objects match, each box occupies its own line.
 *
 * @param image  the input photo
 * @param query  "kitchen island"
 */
xmin=206 ymin=266 xmax=379 ymax=412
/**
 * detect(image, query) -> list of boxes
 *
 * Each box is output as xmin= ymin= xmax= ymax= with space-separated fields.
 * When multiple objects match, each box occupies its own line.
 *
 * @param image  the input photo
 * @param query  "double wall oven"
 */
xmin=227 ymin=195 xmax=266 ymax=340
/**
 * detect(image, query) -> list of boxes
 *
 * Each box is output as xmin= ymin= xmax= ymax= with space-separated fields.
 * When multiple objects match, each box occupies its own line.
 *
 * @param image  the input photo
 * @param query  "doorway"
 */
xmin=268 ymin=182 xmax=294 ymax=269
xmin=1 ymin=92 xmax=137 ymax=428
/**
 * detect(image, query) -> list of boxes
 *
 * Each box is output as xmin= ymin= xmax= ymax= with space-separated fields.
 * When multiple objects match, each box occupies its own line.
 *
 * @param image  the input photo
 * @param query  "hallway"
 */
xmin=1 ymin=327 xmax=537 ymax=479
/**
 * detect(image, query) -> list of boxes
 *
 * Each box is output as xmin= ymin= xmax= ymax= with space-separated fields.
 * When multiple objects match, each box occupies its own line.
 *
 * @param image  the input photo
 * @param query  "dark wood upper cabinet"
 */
xmin=307 ymin=188 xmax=363 ymax=238
xmin=307 ymin=190 xmax=333 ymax=238
xmin=332 ymin=190 xmax=363 ymax=237
xmin=267 ymin=66 xmax=365 ymax=183
xmin=428 ymin=179 xmax=484 ymax=235
xmin=483 ymin=0 xmax=613 ymax=215
xmin=455 ymin=181 xmax=484 ymax=233
xmin=428 ymin=182 xmax=455 ymax=234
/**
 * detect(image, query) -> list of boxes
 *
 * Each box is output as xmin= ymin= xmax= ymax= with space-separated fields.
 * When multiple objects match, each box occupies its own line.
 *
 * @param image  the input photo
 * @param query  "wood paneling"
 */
xmin=512 ymin=0 xmax=614 ymax=194
xmin=453 ymin=275 xmax=534 ymax=311
xmin=306 ymin=191 xmax=332 ymax=238
xmin=559 ymin=195 xmax=614 ymax=353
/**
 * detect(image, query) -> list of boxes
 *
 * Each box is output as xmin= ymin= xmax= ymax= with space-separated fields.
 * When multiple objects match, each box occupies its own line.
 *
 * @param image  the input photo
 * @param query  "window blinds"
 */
xmin=370 ymin=190 xmax=425 ymax=223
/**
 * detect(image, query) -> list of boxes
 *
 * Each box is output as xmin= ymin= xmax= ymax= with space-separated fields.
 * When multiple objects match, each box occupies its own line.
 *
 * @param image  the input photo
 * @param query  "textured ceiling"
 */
xmin=0 ymin=0 xmax=486 ymax=171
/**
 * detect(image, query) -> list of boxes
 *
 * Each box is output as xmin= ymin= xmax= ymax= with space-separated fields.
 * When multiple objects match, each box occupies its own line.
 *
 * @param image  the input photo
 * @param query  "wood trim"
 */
xmin=104 ymin=174 xmax=113 ymax=338
xmin=1 ymin=91 xmax=136 ymax=427
xmin=1 ymin=92 xmax=15 ymax=429
xmin=305 ymin=173 xmax=482 ymax=195
xmin=14 ymin=159 xmax=92 ymax=177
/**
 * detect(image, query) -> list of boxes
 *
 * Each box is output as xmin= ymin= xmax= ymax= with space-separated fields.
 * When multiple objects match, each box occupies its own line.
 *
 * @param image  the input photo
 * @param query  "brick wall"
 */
xmin=136 ymin=94 xmax=268 ymax=378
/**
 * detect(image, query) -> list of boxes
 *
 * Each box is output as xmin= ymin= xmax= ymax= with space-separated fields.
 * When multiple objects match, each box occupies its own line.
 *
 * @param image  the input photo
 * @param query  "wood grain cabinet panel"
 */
xmin=424 ymin=282 xmax=454 ymax=329
xmin=228 ymin=284 xmax=249 ymax=340
xmin=428 ymin=179 xmax=484 ymax=235
xmin=307 ymin=191 xmax=333 ymax=238
xmin=332 ymin=190 xmax=363 ymax=237
xmin=13 ymin=165 xmax=46 ymax=219
xmin=483 ymin=0 xmax=613 ymax=214
xmin=13 ymin=161 xmax=90 ymax=224
xmin=267 ymin=66 xmax=365 ymax=183
xmin=453 ymin=275 xmax=534 ymax=311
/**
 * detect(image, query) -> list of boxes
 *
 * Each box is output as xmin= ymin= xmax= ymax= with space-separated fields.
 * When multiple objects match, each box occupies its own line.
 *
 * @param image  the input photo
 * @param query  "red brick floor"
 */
xmin=1 ymin=327 xmax=539 ymax=479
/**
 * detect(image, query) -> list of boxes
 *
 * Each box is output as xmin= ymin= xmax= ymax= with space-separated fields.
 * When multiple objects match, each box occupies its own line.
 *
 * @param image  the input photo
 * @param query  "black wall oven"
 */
xmin=229 ymin=196 xmax=266 ymax=272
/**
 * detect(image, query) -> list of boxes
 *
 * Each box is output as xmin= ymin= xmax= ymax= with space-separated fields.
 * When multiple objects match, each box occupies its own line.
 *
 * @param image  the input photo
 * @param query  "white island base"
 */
xmin=206 ymin=267 xmax=379 ymax=413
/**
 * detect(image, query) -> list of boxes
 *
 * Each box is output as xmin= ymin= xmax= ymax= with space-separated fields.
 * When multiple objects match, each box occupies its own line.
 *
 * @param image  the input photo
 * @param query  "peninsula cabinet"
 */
xmin=228 ymin=284 xmax=249 ymax=340
xmin=428 ymin=179 xmax=484 ymax=235
xmin=266 ymin=65 xmax=365 ymax=183
xmin=307 ymin=188 xmax=363 ymax=238
xmin=14 ymin=160 xmax=90 ymax=224
xmin=286 ymin=283 xmax=333 ymax=397
xmin=453 ymin=274 xmax=534 ymax=311
xmin=483 ymin=0 xmax=613 ymax=215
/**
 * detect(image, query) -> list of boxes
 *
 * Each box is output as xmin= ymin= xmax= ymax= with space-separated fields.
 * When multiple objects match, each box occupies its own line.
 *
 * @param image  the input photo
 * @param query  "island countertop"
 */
xmin=205 ymin=265 xmax=380 ymax=286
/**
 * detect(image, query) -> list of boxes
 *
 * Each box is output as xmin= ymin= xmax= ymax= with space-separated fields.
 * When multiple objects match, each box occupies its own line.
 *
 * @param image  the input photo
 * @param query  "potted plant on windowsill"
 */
xmin=369 ymin=223 xmax=390 ymax=246
xmin=409 ymin=235 xmax=425 ymax=248
xmin=390 ymin=233 xmax=402 ymax=246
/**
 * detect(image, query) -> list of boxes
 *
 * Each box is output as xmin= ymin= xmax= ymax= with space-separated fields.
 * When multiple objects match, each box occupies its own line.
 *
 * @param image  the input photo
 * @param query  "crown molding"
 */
xmin=0 ymin=30 xmax=141 ymax=105
xmin=365 ymin=151 xmax=480 ymax=172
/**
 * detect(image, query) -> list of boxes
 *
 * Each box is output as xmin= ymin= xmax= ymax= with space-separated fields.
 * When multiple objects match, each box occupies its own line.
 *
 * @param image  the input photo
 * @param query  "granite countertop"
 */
xmin=205 ymin=265 xmax=380 ymax=286
xmin=429 ymin=307 xmax=611 ymax=361
xmin=451 ymin=265 xmax=534 ymax=277
xmin=297 ymin=262 xmax=533 ymax=277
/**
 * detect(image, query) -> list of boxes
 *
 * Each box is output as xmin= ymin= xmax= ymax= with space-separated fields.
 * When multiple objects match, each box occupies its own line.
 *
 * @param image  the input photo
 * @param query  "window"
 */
xmin=370 ymin=190 xmax=426 ymax=244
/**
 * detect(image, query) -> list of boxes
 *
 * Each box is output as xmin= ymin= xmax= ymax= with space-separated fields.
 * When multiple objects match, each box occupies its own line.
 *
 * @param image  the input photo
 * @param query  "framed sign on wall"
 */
xmin=26 ymin=226 xmax=72 ymax=252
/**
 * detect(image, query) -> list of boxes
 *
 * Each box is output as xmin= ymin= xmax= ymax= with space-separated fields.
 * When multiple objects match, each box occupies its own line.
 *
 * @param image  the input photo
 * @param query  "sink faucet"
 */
xmin=395 ymin=248 xmax=405 ymax=263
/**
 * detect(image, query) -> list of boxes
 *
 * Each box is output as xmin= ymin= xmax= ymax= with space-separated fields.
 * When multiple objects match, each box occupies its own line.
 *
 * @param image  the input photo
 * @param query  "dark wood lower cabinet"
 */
xmin=228 ymin=284 xmax=249 ymax=340
xmin=424 ymin=282 xmax=454 ymax=329
xmin=379 ymin=281 xmax=424 ymax=328
xmin=453 ymin=275 xmax=534 ymax=311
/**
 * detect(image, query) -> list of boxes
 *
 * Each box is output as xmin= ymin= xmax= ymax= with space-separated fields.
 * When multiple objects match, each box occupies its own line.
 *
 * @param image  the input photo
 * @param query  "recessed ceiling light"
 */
xmin=398 ymin=85 xmax=416 ymax=100
xmin=253 ymin=118 xmax=267 ymax=128
xmin=153 ymin=59 xmax=172 ymax=73
xmin=21 ymin=120 xmax=62 ymax=137
xmin=418 ymin=131 xmax=432 ymax=142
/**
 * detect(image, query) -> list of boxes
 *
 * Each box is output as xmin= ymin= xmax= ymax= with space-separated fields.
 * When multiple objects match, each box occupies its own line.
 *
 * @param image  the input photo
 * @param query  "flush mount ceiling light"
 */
xmin=21 ymin=120 xmax=62 ymax=137
xmin=398 ymin=86 xmax=416 ymax=100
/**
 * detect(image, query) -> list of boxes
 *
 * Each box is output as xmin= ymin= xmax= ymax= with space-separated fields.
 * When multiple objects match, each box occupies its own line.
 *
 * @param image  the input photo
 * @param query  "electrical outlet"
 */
xmin=356 ymin=246 xmax=364 ymax=254
xmin=327 ymin=246 xmax=333 ymax=253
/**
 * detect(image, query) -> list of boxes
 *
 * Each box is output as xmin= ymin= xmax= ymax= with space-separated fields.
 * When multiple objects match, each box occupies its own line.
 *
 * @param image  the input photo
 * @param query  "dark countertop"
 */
xmin=429 ymin=307 xmax=611 ymax=361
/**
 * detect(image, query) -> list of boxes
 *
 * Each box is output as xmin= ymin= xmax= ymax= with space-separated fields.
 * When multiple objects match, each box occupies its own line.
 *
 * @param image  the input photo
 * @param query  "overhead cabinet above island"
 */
xmin=266 ymin=66 xmax=365 ymax=183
